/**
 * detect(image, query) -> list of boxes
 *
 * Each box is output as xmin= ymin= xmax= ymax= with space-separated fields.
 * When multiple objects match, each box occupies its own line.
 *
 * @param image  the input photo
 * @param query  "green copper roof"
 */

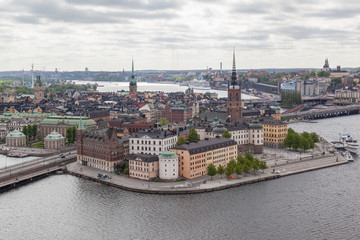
xmin=249 ymin=120 xmax=263 ymax=129
xmin=45 ymin=131 xmax=65 ymax=140
xmin=212 ymin=123 xmax=227 ymax=134
xmin=0 ymin=112 xmax=57 ymax=121
xmin=78 ymin=116 xmax=86 ymax=130
xmin=40 ymin=116 xmax=96 ymax=126
xmin=159 ymin=151 xmax=179 ymax=159
xmin=6 ymin=129 xmax=26 ymax=138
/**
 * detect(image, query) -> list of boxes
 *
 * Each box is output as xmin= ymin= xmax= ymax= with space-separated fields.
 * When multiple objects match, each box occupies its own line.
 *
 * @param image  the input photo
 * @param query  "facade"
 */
xmin=34 ymin=75 xmax=44 ymax=104
xmin=129 ymin=129 xmax=177 ymax=156
xmin=44 ymin=131 xmax=65 ymax=150
xmin=322 ymin=58 xmax=330 ymax=72
xmin=129 ymin=60 xmax=137 ymax=96
xmin=0 ymin=118 xmax=40 ymax=140
xmin=227 ymin=50 xmax=242 ymax=122
xmin=77 ymin=125 xmax=125 ymax=172
xmin=39 ymin=115 xmax=96 ymax=138
xmin=171 ymin=137 xmax=238 ymax=179
xmin=334 ymin=89 xmax=360 ymax=104
xmin=261 ymin=117 xmax=288 ymax=148
xmin=129 ymin=154 xmax=159 ymax=181
xmin=162 ymin=105 xmax=193 ymax=124
xmin=281 ymin=80 xmax=329 ymax=96
xmin=6 ymin=129 xmax=26 ymax=147
xmin=159 ymin=151 xmax=179 ymax=180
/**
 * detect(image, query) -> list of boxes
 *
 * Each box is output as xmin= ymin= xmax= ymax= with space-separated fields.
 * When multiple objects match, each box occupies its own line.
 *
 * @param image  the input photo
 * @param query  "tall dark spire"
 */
xmin=131 ymin=58 xmax=135 ymax=79
xmin=231 ymin=48 xmax=237 ymax=86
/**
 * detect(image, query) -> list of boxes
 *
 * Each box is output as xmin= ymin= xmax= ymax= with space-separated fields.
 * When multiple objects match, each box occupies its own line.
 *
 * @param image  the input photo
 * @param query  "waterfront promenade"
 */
xmin=67 ymin=153 xmax=348 ymax=194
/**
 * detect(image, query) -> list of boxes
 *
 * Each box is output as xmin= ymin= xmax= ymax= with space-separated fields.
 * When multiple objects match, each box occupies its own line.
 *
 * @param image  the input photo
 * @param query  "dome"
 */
xmin=6 ymin=129 xmax=25 ymax=138
xmin=159 ymin=151 xmax=179 ymax=159
xmin=249 ymin=120 xmax=263 ymax=129
xmin=45 ymin=131 xmax=65 ymax=140
xmin=212 ymin=123 xmax=227 ymax=135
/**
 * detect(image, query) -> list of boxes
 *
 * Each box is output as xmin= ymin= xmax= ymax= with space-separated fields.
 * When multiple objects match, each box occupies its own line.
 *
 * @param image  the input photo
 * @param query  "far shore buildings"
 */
xmin=171 ymin=137 xmax=238 ymax=179
xmin=33 ymin=75 xmax=44 ymax=104
xmin=76 ymin=123 xmax=126 ymax=172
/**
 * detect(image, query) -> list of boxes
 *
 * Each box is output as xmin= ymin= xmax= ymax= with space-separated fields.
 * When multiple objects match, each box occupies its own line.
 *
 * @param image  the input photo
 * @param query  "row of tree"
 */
xmin=66 ymin=127 xmax=77 ymax=144
xmin=22 ymin=124 xmax=38 ymax=141
xmin=280 ymin=90 xmax=302 ymax=107
xmin=283 ymin=128 xmax=319 ymax=151
xmin=207 ymin=153 xmax=267 ymax=179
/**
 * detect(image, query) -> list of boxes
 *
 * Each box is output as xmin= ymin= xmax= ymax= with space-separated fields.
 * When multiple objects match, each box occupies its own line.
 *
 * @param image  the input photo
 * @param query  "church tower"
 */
xmin=129 ymin=59 xmax=137 ymax=96
xmin=227 ymin=49 xmax=242 ymax=122
xmin=34 ymin=74 xmax=44 ymax=104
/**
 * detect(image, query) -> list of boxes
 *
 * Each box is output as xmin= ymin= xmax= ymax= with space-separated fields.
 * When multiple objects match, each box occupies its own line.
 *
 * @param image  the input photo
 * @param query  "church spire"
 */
xmin=231 ymin=47 xmax=237 ymax=86
xmin=131 ymin=58 xmax=135 ymax=79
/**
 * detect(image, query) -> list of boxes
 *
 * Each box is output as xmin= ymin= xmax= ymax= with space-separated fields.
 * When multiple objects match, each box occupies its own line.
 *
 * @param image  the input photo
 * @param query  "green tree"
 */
xmin=259 ymin=161 xmax=267 ymax=173
xmin=66 ymin=127 xmax=75 ymax=143
xmin=222 ymin=130 xmax=232 ymax=139
xmin=207 ymin=163 xmax=217 ymax=180
xmin=176 ymin=136 xmax=186 ymax=146
xmin=242 ymin=161 xmax=250 ymax=176
xmin=244 ymin=152 xmax=254 ymax=162
xmin=251 ymin=159 xmax=260 ymax=175
xmin=187 ymin=128 xmax=200 ymax=142
xmin=159 ymin=118 xmax=169 ymax=126
xmin=310 ymin=132 xmax=319 ymax=143
xmin=123 ymin=167 xmax=129 ymax=175
xmin=225 ymin=165 xmax=233 ymax=178
xmin=31 ymin=124 xmax=38 ymax=140
xmin=234 ymin=163 xmax=243 ymax=178
xmin=217 ymin=165 xmax=225 ymax=178
xmin=317 ymin=71 xmax=330 ymax=77
xmin=22 ymin=126 xmax=28 ymax=140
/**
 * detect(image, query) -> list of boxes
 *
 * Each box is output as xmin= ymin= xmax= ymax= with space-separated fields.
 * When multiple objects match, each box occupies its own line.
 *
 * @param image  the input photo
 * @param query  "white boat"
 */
xmin=188 ymin=79 xmax=211 ymax=90
xmin=340 ymin=134 xmax=359 ymax=154
xmin=343 ymin=151 xmax=354 ymax=162
xmin=331 ymin=141 xmax=345 ymax=149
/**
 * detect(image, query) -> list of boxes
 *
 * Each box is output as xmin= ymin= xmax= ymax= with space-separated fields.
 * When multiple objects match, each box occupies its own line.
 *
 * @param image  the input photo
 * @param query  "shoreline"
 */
xmin=66 ymin=154 xmax=348 ymax=195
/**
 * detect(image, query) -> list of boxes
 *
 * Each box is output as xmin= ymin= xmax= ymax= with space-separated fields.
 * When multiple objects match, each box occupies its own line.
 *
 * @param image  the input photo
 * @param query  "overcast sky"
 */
xmin=1 ymin=0 xmax=359 ymax=71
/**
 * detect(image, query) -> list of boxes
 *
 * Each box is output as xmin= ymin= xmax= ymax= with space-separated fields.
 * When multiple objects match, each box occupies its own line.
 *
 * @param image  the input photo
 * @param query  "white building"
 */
xmin=129 ymin=129 xmax=178 ymax=156
xmin=158 ymin=151 xmax=179 ymax=180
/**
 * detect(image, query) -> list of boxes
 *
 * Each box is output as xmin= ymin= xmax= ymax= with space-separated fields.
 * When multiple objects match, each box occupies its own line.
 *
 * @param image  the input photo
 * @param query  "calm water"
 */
xmin=0 ymin=155 xmax=39 ymax=169
xmin=1 ymin=115 xmax=360 ymax=240
xmin=71 ymin=80 xmax=258 ymax=99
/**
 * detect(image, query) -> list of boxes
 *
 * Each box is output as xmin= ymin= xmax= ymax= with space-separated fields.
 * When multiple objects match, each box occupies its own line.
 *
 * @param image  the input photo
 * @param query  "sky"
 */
xmin=1 ymin=0 xmax=360 ymax=71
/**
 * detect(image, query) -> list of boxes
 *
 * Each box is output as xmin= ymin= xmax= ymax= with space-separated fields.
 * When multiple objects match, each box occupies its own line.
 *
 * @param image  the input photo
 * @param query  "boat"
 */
xmin=7 ymin=153 xmax=30 ymax=158
xmin=331 ymin=141 xmax=345 ymax=149
xmin=343 ymin=151 xmax=354 ymax=162
xmin=340 ymin=134 xmax=359 ymax=154
xmin=188 ymin=79 xmax=211 ymax=90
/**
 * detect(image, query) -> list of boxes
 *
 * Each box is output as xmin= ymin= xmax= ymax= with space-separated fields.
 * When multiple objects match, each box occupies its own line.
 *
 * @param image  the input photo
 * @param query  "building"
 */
xmin=227 ymin=49 xmax=242 ymax=122
xmin=77 ymin=123 xmax=125 ymax=172
xmin=44 ymin=131 xmax=65 ymax=150
xmin=39 ymin=115 xmax=96 ymax=138
xmin=162 ymin=105 xmax=193 ymax=124
xmin=260 ymin=117 xmax=288 ymax=148
xmin=6 ymin=129 xmax=26 ymax=147
xmin=322 ymin=58 xmax=331 ymax=72
xmin=129 ymin=154 xmax=159 ymax=180
xmin=171 ymin=137 xmax=238 ymax=179
xmin=33 ymin=75 xmax=44 ymax=104
xmin=129 ymin=129 xmax=178 ymax=155
xmin=334 ymin=89 xmax=360 ymax=104
xmin=129 ymin=60 xmax=137 ymax=97
xmin=159 ymin=151 xmax=179 ymax=180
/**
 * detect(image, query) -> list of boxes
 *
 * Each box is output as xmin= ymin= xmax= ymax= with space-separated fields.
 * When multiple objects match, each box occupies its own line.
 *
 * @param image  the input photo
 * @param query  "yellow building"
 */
xmin=171 ymin=137 xmax=238 ymax=179
xmin=261 ymin=117 xmax=288 ymax=148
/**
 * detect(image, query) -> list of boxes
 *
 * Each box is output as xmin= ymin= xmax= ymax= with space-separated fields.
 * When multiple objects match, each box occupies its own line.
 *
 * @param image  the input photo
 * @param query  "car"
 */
xmin=61 ymin=155 xmax=65 ymax=158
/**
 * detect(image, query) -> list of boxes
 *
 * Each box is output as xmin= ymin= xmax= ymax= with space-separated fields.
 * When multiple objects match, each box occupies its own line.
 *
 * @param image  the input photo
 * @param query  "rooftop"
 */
xmin=173 ymin=137 xmax=237 ymax=155
xmin=129 ymin=154 xmax=159 ymax=162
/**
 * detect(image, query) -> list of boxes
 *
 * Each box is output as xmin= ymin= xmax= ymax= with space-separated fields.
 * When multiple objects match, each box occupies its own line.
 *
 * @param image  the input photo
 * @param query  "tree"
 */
xmin=310 ymin=132 xmax=319 ymax=143
xmin=66 ymin=127 xmax=76 ymax=144
xmin=31 ymin=124 xmax=38 ymax=140
xmin=251 ymin=159 xmax=260 ymax=175
xmin=217 ymin=165 xmax=225 ymax=178
xmin=187 ymin=128 xmax=200 ymax=142
xmin=244 ymin=153 xmax=254 ymax=162
xmin=176 ymin=136 xmax=186 ymax=146
xmin=225 ymin=165 xmax=233 ymax=178
xmin=242 ymin=161 xmax=250 ymax=176
xmin=22 ymin=126 xmax=28 ymax=140
xmin=159 ymin=118 xmax=169 ymax=126
xmin=207 ymin=163 xmax=217 ymax=180
xmin=234 ymin=163 xmax=243 ymax=178
xmin=259 ymin=161 xmax=267 ymax=173
xmin=222 ymin=130 xmax=232 ymax=139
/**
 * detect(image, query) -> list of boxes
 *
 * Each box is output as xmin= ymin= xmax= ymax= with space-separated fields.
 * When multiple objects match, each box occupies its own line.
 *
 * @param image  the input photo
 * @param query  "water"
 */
xmin=71 ymin=80 xmax=258 ymax=99
xmin=1 ymin=115 xmax=360 ymax=239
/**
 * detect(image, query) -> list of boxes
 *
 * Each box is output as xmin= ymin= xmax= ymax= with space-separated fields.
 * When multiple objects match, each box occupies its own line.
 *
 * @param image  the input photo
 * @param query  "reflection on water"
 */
xmin=0 ymin=155 xmax=39 ymax=169
xmin=0 ymin=115 xmax=360 ymax=239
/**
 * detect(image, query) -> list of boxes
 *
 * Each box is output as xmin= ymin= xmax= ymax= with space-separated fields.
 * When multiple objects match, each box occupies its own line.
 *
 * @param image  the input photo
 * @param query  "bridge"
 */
xmin=282 ymin=104 xmax=360 ymax=120
xmin=0 ymin=151 xmax=77 ymax=192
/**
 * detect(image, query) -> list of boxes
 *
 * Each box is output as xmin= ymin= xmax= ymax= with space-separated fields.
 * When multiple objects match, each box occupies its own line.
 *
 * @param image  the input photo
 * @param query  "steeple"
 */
xmin=78 ymin=116 xmax=86 ymax=131
xmin=231 ymin=47 xmax=237 ymax=86
xmin=131 ymin=59 xmax=135 ymax=79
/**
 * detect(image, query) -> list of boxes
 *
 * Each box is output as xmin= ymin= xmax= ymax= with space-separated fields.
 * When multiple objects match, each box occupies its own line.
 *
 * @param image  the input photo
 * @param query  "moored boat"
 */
xmin=342 ymin=151 xmax=354 ymax=162
xmin=340 ymin=133 xmax=359 ymax=154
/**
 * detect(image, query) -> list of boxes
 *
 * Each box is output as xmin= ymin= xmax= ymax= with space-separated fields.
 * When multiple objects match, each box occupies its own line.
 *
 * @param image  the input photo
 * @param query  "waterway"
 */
xmin=71 ymin=80 xmax=258 ymax=100
xmin=0 ymin=155 xmax=39 ymax=169
xmin=1 ymin=115 xmax=360 ymax=239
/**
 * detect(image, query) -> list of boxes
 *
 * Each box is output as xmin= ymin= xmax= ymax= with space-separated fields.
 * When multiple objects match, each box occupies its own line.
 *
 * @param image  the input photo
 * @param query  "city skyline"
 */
xmin=1 ymin=0 xmax=360 ymax=71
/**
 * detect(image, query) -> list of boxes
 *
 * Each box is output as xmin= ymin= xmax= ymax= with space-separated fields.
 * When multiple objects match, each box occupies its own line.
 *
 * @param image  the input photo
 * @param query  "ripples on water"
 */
xmin=1 ymin=115 xmax=360 ymax=240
